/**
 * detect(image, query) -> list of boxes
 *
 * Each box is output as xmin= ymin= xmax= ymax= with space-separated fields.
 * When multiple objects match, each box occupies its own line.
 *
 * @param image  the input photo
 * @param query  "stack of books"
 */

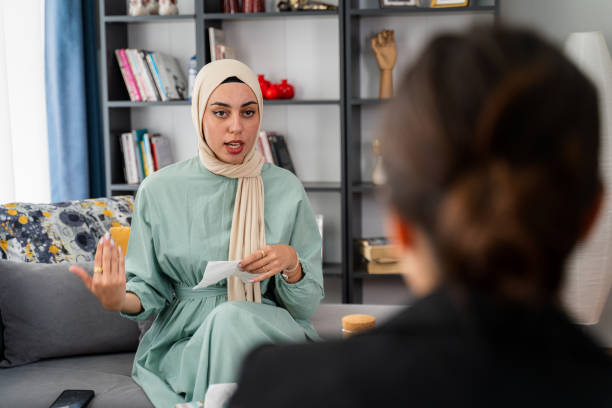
xmin=256 ymin=131 xmax=296 ymax=175
xmin=114 ymin=49 xmax=187 ymax=102
xmin=357 ymin=237 xmax=402 ymax=274
xmin=119 ymin=129 xmax=173 ymax=184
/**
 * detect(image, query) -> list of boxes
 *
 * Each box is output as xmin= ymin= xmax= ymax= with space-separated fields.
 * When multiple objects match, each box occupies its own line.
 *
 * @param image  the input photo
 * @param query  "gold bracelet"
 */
xmin=281 ymin=256 xmax=300 ymax=281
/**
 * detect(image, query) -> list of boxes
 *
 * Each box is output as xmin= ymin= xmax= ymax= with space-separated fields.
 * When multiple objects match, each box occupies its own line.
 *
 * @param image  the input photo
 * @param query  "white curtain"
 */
xmin=0 ymin=1 xmax=50 ymax=204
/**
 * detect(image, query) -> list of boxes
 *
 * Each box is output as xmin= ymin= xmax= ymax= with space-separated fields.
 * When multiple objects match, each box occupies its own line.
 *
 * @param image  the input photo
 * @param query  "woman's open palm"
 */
xmin=69 ymin=233 xmax=127 ymax=312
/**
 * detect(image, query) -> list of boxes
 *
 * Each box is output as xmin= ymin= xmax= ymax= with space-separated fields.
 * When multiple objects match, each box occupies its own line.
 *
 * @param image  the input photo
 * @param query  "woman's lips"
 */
xmin=224 ymin=141 xmax=244 ymax=155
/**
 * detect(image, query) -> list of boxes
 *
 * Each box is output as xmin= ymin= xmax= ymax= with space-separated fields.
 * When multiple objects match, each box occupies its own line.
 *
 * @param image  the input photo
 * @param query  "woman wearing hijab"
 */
xmin=70 ymin=59 xmax=323 ymax=407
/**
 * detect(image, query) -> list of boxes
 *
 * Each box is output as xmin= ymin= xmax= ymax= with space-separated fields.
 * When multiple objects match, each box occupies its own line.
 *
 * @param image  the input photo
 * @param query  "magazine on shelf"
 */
xmin=115 ymin=49 xmax=141 ymax=102
xmin=120 ymin=133 xmax=138 ymax=184
xmin=267 ymin=133 xmax=296 ymax=175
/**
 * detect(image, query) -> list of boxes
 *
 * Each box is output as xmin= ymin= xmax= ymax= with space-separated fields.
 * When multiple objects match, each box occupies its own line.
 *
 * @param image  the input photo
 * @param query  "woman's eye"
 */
xmin=243 ymin=110 xmax=256 ymax=117
xmin=213 ymin=111 xmax=227 ymax=118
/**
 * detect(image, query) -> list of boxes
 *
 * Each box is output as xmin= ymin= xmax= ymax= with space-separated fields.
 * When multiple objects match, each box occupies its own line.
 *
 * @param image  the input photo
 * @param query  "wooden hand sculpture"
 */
xmin=371 ymin=30 xmax=397 ymax=99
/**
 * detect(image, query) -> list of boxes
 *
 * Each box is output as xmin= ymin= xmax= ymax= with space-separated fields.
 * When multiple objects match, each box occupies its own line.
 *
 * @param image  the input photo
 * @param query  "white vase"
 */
xmin=563 ymin=32 xmax=612 ymax=325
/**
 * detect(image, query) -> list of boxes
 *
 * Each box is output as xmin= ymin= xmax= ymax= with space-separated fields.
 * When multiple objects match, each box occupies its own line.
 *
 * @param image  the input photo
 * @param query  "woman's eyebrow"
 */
xmin=209 ymin=101 xmax=258 ymax=108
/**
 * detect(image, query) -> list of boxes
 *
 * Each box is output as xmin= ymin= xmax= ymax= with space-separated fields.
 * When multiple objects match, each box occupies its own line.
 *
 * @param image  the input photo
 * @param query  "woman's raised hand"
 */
xmin=69 ymin=232 xmax=127 ymax=312
xmin=239 ymin=244 xmax=301 ymax=283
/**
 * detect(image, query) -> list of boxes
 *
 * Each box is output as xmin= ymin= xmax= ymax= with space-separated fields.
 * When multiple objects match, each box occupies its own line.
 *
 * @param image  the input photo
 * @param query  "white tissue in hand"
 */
xmin=193 ymin=261 xmax=255 ymax=289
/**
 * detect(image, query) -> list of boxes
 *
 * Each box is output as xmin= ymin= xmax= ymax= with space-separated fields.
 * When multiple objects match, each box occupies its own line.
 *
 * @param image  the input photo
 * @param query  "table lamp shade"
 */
xmin=563 ymin=32 xmax=612 ymax=324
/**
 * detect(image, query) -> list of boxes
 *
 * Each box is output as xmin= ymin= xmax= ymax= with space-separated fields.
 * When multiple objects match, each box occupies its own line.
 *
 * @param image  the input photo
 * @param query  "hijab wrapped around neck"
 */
xmin=191 ymin=59 xmax=265 ymax=303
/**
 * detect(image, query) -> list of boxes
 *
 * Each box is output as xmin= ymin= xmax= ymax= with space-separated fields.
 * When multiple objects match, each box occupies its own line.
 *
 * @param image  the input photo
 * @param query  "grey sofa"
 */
xmin=0 ymin=303 xmax=403 ymax=408
xmin=0 ymin=196 xmax=404 ymax=407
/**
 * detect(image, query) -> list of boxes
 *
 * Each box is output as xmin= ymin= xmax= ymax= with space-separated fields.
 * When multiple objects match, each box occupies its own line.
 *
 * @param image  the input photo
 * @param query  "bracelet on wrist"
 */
xmin=281 ymin=256 xmax=300 ymax=282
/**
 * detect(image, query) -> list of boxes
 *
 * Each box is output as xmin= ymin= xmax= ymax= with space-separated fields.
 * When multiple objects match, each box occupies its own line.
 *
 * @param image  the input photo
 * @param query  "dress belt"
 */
xmin=175 ymin=286 xmax=227 ymax=300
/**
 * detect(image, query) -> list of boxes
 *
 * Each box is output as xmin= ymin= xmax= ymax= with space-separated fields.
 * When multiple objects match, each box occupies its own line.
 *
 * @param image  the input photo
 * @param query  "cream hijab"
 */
xmin=191 ymin=59 xmax=265 ymax=303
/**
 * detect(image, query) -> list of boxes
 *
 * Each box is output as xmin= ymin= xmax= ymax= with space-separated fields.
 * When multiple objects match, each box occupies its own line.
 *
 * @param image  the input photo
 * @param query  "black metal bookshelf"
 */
xmin=98 ymin=0 xmax=497 ymax=304
xmin=343 ymin=0 xmax=498 ymax=302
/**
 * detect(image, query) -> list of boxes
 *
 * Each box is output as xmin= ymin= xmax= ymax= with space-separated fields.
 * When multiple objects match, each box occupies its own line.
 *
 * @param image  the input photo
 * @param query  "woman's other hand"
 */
xmin=239 ymin=244 xmax=301 ymax=283
xmin=69 ymin=232 xmax=127 ymax=312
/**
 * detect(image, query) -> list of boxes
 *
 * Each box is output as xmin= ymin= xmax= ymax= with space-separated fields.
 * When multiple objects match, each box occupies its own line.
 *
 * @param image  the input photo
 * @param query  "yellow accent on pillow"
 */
xmin=109 ymin=226 xmax=130 ymax=256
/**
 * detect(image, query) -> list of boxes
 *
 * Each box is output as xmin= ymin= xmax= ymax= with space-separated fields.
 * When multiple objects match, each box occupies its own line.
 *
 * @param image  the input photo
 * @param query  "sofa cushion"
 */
xmin=0 ymin=260 xmax=140 ymax=367
xmin=0 ymin=196 xmax=133 ymax=263
xmin=0 ymin=353 xmax=153 ymax=408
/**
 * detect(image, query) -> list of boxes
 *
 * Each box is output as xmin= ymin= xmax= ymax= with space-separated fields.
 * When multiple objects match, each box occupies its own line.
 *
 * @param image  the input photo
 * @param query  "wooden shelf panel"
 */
xmin=351 ymin=6 xmax=495 ymax=16
xmin=107 ymin=100 xmax=190 ymax=108
xmin=353 ymin=272 xmax=404 ymax=279
xmin=104 ymin=14 xmax=195 ymax=23
xmin=203 ymin=11 xmax=338 ymax=20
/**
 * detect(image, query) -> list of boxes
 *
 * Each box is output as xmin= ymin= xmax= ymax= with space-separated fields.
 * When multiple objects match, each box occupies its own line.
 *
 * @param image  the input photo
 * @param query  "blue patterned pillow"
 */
xmin=0 ymin=196 xmax=133 ymax=263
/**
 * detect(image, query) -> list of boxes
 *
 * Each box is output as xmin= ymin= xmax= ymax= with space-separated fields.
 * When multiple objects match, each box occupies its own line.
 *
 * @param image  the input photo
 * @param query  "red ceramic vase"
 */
xmin=278 ymin=79 xmax=295 ymax=99
xmin=264 ymin=84 xmax=281 ymax=99
xmin=258 ymin=74 xmax=271 ymax=94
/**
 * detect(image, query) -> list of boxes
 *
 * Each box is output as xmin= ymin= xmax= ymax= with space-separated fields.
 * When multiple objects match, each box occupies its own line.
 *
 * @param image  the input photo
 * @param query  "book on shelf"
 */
xmin=357 ymin=237 xmax=400 ymax=263
xmin=146 ymin=52 xmax=167 ymax=100
xmin=257 ymin=131 xmax=275 ymax=163
xmin=150 ymin=134 xmax=173 ymax=169
xmin=114 ymin=48 xmax=187 ymax=101
xmin=137 ymin=50 xmax=161 ymax=101
xmin=115 ymin=49 xmax=142 ymax=102
xmin=271 ymin=134 xmax=296 ymax=175
xmin=119 ymin=130 xmax=174 ymax=184
xmin=255 ymin=131 xmax=298 ymax=175
xmin=366 ymin=261 xmax=403 ymax=275
xmin=208 ymin=27 xmax=235 ymax=62
xmin=357 ymin=237 xmax=402 ymax=274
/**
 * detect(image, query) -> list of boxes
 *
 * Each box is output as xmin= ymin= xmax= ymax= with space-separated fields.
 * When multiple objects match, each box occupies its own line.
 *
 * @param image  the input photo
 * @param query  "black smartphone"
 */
xmin=49 ymin=390 xmax=95 ymax=408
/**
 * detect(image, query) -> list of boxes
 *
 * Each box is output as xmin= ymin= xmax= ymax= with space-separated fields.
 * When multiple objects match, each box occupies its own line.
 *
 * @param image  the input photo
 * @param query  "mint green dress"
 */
xmin=119 ymin=157 xmax=324 ymax=408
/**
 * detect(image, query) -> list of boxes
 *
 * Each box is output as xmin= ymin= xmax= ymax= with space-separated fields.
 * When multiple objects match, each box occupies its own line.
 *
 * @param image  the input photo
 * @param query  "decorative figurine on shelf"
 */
xmin=278 ymin=79 xmax=295 ymax=99
xmin=159 ymin=0 xmax=178 ymax=15
xmin=258 ymin=75 xmax=296 ymax=99
xmin=371 ymin=29 xmax=397 ymax=99
xmin=146 ymin=0 xmax=159 ymax=14
xmin=371 ymin=138 xmax=386 ymax=185
xmin=279 ymin=0 xmax=338 ymax=11
xmin=128 ymin=0 xmax=151 ymax=16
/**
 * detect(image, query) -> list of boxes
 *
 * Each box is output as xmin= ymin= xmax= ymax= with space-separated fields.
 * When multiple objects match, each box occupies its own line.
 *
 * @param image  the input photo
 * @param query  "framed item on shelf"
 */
xmin=379 ymin=0 xmax=417 ymax=7
xmin=429 ymin=0 xmax=469 ymax=7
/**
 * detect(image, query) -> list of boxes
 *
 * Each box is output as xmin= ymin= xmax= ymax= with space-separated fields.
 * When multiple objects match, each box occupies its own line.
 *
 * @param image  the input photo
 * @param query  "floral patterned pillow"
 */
xmin=0 ymin=196 xmax=134 ymax=263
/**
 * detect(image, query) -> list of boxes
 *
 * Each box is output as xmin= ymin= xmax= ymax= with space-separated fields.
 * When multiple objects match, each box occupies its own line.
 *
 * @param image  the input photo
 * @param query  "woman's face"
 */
xmin=202 ymin=82 xmax=260 ymax=165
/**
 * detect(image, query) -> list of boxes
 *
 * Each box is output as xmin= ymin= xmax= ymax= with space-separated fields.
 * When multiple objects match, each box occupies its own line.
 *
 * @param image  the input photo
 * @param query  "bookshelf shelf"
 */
xmin=264 ymin=99 xmax=340 ymax=106
xmin=203 ymin=11 xmax=338 ymax=20
xmin=104 ymin=14 xmax=196 ymax=23
xmin=323 ymin=262 xmax=342 ymax=277
xmin=350 ymin=6 xmax=495 ymax=16
xmin=111 ymin=181 xmax=340 ymax=193
xmin=107 ymin=100 xmax=191 ymax=108
xmin=351 ymin=98 xmax=387 ymax=106
xmin=353 ymin=272 xmax=403 ymax=279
